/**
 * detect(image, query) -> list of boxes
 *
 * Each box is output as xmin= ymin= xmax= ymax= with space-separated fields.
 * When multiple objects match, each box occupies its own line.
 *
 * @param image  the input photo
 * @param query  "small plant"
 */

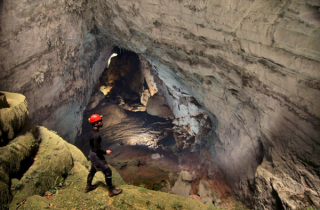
xmin=146 ymin=199 xmax=151 ymax=206
xmin=24 ymin=173 xmax=32 ymax=182
xmin=138 ymin=183 xmax=147 ymax=193
xmin=139 ymin=183 xmax=145 ymax=188
xmin=117 ymin=195 xmax=134 ymax=210
xmin=68 ymin=168 xmax=74 ymax=175
xmin=48 ymin=176 xmax=64 ymax=194
xmin=155 ymin=202 xmax=165 ymax=210
xmin=33 ymin=178 xmax=40 ymax=186
xmin=12 ymin=182 xmax=22 ymax=190
xmin=172 ymin=201 xmax=183 ymax=210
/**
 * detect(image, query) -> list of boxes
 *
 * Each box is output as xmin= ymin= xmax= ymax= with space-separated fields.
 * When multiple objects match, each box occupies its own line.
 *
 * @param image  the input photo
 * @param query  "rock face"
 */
xmin=0 ymin=0 xmax=113 ymax=144
xmin=1 ymin=0 xmax=320 ymax=209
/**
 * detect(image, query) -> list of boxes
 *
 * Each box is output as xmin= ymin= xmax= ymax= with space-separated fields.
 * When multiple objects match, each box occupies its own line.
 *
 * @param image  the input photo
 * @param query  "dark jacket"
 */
xmin=88 ymin=129 xmax=106 ymax=160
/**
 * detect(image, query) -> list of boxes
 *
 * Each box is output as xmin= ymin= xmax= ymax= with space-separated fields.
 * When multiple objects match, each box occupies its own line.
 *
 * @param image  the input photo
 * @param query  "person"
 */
xmin=85 ymin=114 xmax=122 ymax=197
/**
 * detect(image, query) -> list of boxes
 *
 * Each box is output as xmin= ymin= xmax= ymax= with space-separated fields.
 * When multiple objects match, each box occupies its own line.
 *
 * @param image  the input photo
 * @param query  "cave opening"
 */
xmin=76 ymin=47 xmax=182 ymax=190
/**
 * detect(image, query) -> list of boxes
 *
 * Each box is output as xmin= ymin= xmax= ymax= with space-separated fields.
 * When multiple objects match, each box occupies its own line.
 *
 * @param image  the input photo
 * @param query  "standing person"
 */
xmin=85 ymin=114 xmax=122 ymax=197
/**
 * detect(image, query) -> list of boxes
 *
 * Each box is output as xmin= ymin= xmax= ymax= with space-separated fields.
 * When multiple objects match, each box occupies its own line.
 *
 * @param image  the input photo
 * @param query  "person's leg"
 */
xmin=85 ymin=163 xmax=98 ymax=193
xmin=102 ymin=167 xmax=112 ymax=187
xmin=102 ymin=167 xmax=122 ymax=197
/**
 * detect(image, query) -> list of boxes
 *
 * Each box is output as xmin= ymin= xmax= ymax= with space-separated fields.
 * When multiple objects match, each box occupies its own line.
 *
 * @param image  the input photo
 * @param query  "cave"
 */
xmin=75 ymin=47 xmax=215 ymax=192
xmin=0 ymin=0 xmax=319 ymax=209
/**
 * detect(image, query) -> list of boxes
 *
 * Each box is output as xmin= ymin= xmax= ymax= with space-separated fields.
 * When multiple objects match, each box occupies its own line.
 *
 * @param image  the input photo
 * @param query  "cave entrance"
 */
xmin=76 ymin=47 xmax=180 ymax=190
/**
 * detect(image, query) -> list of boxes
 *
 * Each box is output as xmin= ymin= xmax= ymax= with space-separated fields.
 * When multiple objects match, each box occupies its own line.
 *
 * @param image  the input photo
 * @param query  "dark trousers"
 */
xmin=87 ymin=150 xmax=112 ymax=187
xmin=87 ymin=164 xmax=112 ymax=187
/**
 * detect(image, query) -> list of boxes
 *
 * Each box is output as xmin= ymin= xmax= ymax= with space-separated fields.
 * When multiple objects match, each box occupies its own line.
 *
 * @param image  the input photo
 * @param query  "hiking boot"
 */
xmin=108 ymin=187 xmax=122 ymax=197
xmin=84 ymin=184 xmax=97 ymax=193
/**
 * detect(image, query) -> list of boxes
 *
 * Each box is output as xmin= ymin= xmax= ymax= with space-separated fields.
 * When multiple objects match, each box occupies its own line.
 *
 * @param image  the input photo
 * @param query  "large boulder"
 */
xmin=171 ymin=171 xmax=193 ymax=197
xmin=146 ymin=93 xmax=174 ymax=120
xmin=198 ymin=179 xmax=221 ymax=206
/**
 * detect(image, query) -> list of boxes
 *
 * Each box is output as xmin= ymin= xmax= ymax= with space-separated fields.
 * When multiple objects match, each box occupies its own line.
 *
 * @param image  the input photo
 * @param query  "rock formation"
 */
xmin=0 ymin=0 xmax=319 ymax=209
xmin=0 ymin=91 xmax=210 ymax=210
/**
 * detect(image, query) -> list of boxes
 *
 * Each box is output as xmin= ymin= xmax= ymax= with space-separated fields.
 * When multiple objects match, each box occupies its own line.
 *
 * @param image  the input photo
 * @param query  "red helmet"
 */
xmin=88 ymin=114 xmax=102 ymax=123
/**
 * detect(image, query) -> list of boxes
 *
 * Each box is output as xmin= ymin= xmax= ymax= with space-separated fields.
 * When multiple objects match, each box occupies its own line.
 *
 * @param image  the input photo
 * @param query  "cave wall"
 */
xmin=0 ymin=0 xmax=320 ymax=208
xmin=0 ymin=0 xmax=113 ymax=143
xmin=90 ymin=0 xmax=320 ymax=208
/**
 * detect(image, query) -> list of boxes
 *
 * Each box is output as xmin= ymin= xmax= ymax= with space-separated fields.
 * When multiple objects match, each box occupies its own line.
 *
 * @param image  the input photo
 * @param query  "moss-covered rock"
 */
xmin=15 ymin=195 xmax=50 ymax=210
xmin=0 ymin=93 xmax=10 ymax=109
xmin=9 ymin=127 xmax=73 ymax=209
xmin=0 ymin=121 xmax=39 ymax=209
xmin=0 ymin=91 xmax=28 ymax=145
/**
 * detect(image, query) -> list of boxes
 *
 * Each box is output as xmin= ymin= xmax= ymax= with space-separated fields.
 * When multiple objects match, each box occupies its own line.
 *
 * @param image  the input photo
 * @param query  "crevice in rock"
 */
xmin=271 ymin=188 xmax=285 ymax=210
xmin=9 ymin=123 xmax=40 ymax=181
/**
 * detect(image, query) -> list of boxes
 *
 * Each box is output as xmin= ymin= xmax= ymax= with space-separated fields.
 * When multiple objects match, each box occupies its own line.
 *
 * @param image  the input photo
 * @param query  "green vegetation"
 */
xmin=116 ymin=194 xmax=135 ymax=209
xmin=172 ymin=201 xmax=183 ymax=210
xmin=138 ymin=183 xmax=147 ymax=193
xmin=155 ymin=201 xmax=165 ymax=210
xmin=48 ymin=176 xmax=64 ymax=194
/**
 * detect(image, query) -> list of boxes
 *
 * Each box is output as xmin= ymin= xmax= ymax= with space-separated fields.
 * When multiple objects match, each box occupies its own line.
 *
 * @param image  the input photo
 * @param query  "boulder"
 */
xmin=198 ymin=179 xmax=221 ymax=206
xmin=180 ymin=170 xmax=193 ymax=182
xmin=0 ymin=92 xmax=28 ymax=144
xmin=171 ymin=171 xmax=192 ymax=197
xmin=146 ymin=94 xmax=174 ymax=119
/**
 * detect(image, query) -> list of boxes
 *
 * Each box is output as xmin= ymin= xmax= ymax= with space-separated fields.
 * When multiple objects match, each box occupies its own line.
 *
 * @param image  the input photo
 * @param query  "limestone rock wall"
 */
xmin=0 ymin=0 xmax=112 ymax=143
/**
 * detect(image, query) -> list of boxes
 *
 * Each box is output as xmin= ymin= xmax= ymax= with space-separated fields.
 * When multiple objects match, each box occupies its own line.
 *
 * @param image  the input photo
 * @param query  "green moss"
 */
xmin=10 ymin=127 xmax=73 ymax=209
xmin=16 ymin=195 xmax=50 ymax=210
xmin=0 ymin=131 xmax=37 ymax=173
xmin=0 ymin=181 xmax=10 ymax=207
xmin=172 ymin=201 xmax=183 ymax=210
xmin=111 ymin=185 xmax=209 ymax=210
xmin=0 ymin=126 xmax=39 ymax=209
xmin=0 ymin=91 xmax=28 ymax=142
